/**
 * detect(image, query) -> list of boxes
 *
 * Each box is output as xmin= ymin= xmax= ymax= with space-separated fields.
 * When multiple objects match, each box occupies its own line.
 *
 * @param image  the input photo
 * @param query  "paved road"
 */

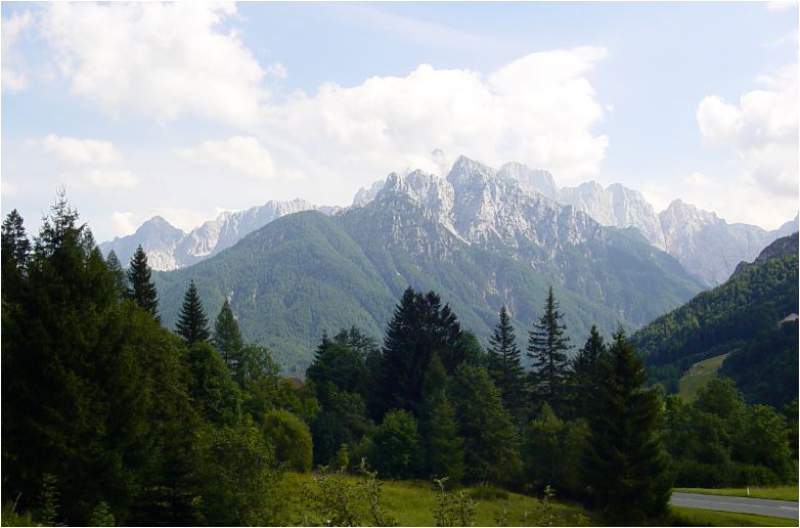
xmin=671 ymin=492 xmax=799 ymax=520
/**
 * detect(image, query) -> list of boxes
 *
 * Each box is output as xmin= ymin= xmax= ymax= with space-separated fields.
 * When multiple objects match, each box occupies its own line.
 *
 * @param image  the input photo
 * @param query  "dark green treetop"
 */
xmin=126 ymin=245 xmax=159 ymax=319
xmin=176 ymin=280 xmax=210 ymax=345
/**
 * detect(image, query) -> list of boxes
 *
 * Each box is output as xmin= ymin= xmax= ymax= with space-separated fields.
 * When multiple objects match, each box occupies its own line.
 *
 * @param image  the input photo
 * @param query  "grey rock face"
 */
xmin=100 ymin=199 xmax=318 ymax=270
xmin=558 ymin=181 xmax=665 ymax=249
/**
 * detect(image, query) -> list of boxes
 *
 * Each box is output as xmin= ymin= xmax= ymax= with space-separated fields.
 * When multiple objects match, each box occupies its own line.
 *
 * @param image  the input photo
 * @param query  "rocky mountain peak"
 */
xmin=497 ymin=162 xmax=557 ymax=199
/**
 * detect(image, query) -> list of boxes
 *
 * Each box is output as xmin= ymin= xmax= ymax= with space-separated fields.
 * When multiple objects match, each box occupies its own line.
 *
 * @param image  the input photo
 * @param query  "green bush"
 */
xmin=262 ymin=409 xmax=313 ymax=472
xmin=369 ymin=410 xmax=420 ymax=478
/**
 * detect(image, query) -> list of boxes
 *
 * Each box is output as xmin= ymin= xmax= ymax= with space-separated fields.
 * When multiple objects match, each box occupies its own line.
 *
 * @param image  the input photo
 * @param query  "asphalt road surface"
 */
xmin=671 ymin=492 xmax=799 ymax=520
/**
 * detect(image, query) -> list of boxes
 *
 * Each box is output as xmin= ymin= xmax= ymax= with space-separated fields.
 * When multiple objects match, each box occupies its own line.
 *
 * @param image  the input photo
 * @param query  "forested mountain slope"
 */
xmin=155 ymin=158 xmax=703 ymax=373
xmin=634 ymin=233 xmax=799 ymax=404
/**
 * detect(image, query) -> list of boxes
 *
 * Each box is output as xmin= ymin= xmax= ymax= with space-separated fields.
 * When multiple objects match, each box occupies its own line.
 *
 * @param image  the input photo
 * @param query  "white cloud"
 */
xmin=260 ymin=46 xmax=609 ymax=199
xmin=110 ymin=211 xmax=137 ymax=236
xmin=83 ymin=169 xmax=138 ymax=189
xmin=697 ymin=63 xmax=798 ymax=197
xmin=42 ymin=134 xmax=121 ymax=164
xmin=2 ymin=10 xmax=34 ymax=91
xmin=40 ymin=2 xmax=268 ymax=126
xmin=766 ymin=1 xmax=796 ymax=11
xmin=179 ymin=136 xmax=277 ymax=180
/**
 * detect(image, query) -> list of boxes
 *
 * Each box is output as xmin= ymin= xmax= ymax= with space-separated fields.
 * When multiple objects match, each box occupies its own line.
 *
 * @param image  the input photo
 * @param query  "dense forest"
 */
xmin=1 ymin=197 xmax=796 ymax=526
xmin=634 ymin=233 xmax=798 ymax=406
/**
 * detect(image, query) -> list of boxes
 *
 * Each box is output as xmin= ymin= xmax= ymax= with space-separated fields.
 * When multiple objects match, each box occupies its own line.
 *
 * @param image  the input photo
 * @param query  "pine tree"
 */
xmin=126 ymin=245 xmax=159 ymax=319
xmin=450 ymin=364 xmax=521 ymax=484
xmin=2 ymin=209 xmax=31 ymax=269
xmin=176 ymin=281 xmax=210 ymax=345
xmin=105 ymin=250 xmax=127 ymax=299
xmin=582 ymin=329 xmax=671 ymax=524
xmin=380 ymin=287 xmax=466 ymax=416
xmin=2 ymin=209 xmax=31 ymax=297
xmin=569 ymin=325 xmax=607 ymax=419
xmin=420 ymin=354 xmax=465 ymax=482
xmin=487 ymin=306 xmax=527 ymax=423
xmin=213 ymin=298 xmax=243 ymax=370
xmin=528 ymin=287 xmax=571 ymax=412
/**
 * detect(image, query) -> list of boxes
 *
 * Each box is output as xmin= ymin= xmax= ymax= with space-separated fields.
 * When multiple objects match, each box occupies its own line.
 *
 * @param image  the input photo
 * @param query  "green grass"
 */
xmin=678 ymin=353 xmax=729 ymax=402
xmin=670 ymin=506 xmax=797 ymax=526
xmin=279 ymin=472 xmax=594 ymax=526
xmin=674 ymin=486 xmax=799 ymax=502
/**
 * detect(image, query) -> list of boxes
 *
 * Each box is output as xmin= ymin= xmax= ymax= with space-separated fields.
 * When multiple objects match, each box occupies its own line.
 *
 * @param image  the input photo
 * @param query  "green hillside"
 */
xmin=634 ymin=233 xmax=798 ymax=404
xmin=678 ymin=353 xmax=729 ymax=402
xmin=155 ymin=198 xmax=703 ymax=374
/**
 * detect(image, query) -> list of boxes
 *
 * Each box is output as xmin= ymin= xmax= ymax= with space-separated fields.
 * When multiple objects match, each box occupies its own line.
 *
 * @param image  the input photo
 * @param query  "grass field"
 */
xmin=279 ymin=472 xmax=594 ymax=526
xmin=678 ymin=353 xmax=729 ymax=402
xmin=670 ymin=506 xmax=797 ymax=526
xmin=674 ymin=486 xmax=799 ymax=502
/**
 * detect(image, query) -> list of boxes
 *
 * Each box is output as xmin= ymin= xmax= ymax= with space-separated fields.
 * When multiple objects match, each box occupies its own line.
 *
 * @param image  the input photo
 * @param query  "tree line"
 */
xmin=2 ymin=197 xmax=795 ymax=526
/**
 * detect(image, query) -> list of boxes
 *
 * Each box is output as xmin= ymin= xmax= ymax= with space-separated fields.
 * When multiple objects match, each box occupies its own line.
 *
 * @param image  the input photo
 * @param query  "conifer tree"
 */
xmin=582 ymin=330 xmax=671 ymax=524
xmin=420 ymin=354 xmax=465 ymax=482
xmin=487 ymin=306 xmax=527 ymax=423
xmin=2 ymin=209 xmax=31 ymax=269
xmin=127 ymin=245 xmax=159 ymax=319
xmin=380 ymin=287 xmax=465 ymax=416
xmin=570 ymin=325 xmax=607 ymax=419
xmin=450 ymin=364 xmax=521 ymax=484
xmin=528 ymin=287 xmax=571 ymax=412
xmin=213 ymin=298 xmax=243 ymax=370
xmin=105 ymin=250 xmax=127 ymax=299
xmin=176 ymin=281 xmax=210 ymax=345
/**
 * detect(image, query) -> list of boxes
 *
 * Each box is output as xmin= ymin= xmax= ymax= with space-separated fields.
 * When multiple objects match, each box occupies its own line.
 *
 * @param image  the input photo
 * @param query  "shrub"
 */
xmin=262 ymin=409 xmax=313 ymax=472
xmin=369 ymin=410 xmax=420 ymax=478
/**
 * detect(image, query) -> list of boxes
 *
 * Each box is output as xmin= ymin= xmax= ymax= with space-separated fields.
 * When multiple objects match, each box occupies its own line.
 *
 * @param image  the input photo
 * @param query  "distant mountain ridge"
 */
xmin=100 ymin=199 xmax=319 ymax=270
xmin=103 ymin=156 xmax=796 ymax=287
xmin=154 ymin=156 xmax=703 ymax=373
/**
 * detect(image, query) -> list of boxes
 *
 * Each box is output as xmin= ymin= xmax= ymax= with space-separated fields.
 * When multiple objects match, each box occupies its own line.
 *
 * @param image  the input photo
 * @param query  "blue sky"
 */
xmin=2 ymin=1 xmax=797 ymax=241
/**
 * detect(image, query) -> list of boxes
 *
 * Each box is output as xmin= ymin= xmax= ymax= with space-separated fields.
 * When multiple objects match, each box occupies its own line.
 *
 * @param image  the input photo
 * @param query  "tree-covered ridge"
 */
xmin=154 ymin=190 xmax=702 ymax=374
xmin=633 ymin=233 xmax=799 ymax=399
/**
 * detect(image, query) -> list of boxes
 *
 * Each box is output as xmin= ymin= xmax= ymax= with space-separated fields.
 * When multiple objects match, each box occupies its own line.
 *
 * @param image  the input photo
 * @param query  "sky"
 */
xmin=2 ymin=1 xmax=798 ymax=242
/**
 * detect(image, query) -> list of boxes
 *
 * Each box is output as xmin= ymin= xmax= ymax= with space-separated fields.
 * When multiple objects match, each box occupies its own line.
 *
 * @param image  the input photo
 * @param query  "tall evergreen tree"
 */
xmin=2 ymin=209 xmax=31 ymax=269
xmin=2 ymin=209 xmax=31 ymax=297
xmin=487 ymin=306 xmax=527 ymax=423
xmin=126 ymin=245 xmax=159 ymax=319
xmin=380 ymin=287 xmax=466 ymax=416
xmin=570 ymin=325 xmax=607 ymax=419
xmin=213 ymin=298 xmax=244 ymax=370
xmin=105 ymin=250 xmax=127 ymax=299
xmin=450 ymin=364 xmax=521 ymax=484
xmin=176 ymin=281 xmax=210 ymax=345
xmin=582 ymin=329 xmax=671 ymax=524
xmin=419 ymin=354 xmax=465 ymax=482
xmin=528 ymin=287 xmax=571 ymax=412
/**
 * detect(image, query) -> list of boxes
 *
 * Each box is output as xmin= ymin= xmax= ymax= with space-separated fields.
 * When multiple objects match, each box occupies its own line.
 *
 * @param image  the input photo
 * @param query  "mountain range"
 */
xmin=101 ymin=158 xmax=796 ymax=288
xmin=150 ymin=156 xmax=704 ymax=373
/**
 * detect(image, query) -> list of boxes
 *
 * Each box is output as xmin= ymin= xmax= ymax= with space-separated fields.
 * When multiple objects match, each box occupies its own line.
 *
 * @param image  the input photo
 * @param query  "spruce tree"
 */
xmin=2 ymin=209 xmax=31 ymax=269
xmin=380 ymin=287 xmax=466 ymax=416
xmin=570 ymin=325 xmax=607 ymax=419
xmin=487 ymin=306 xmax=527 ymax=423
xmin=213 ymin=298 xmax=243 ymax=370
xmin=528 ymin=287 xmax=571 ymax=412
xmin=105 ymin=250 xmax=127 ymax=299
xmin=126 ymin=245 xmax=159 ymax=319
xmin=582 ymin=330 xmax=671 ymax=524
xmin=176 ymin=281 xmax=210 ymax=345
xmin=419 ymin=354 xmax=465 ymax=482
